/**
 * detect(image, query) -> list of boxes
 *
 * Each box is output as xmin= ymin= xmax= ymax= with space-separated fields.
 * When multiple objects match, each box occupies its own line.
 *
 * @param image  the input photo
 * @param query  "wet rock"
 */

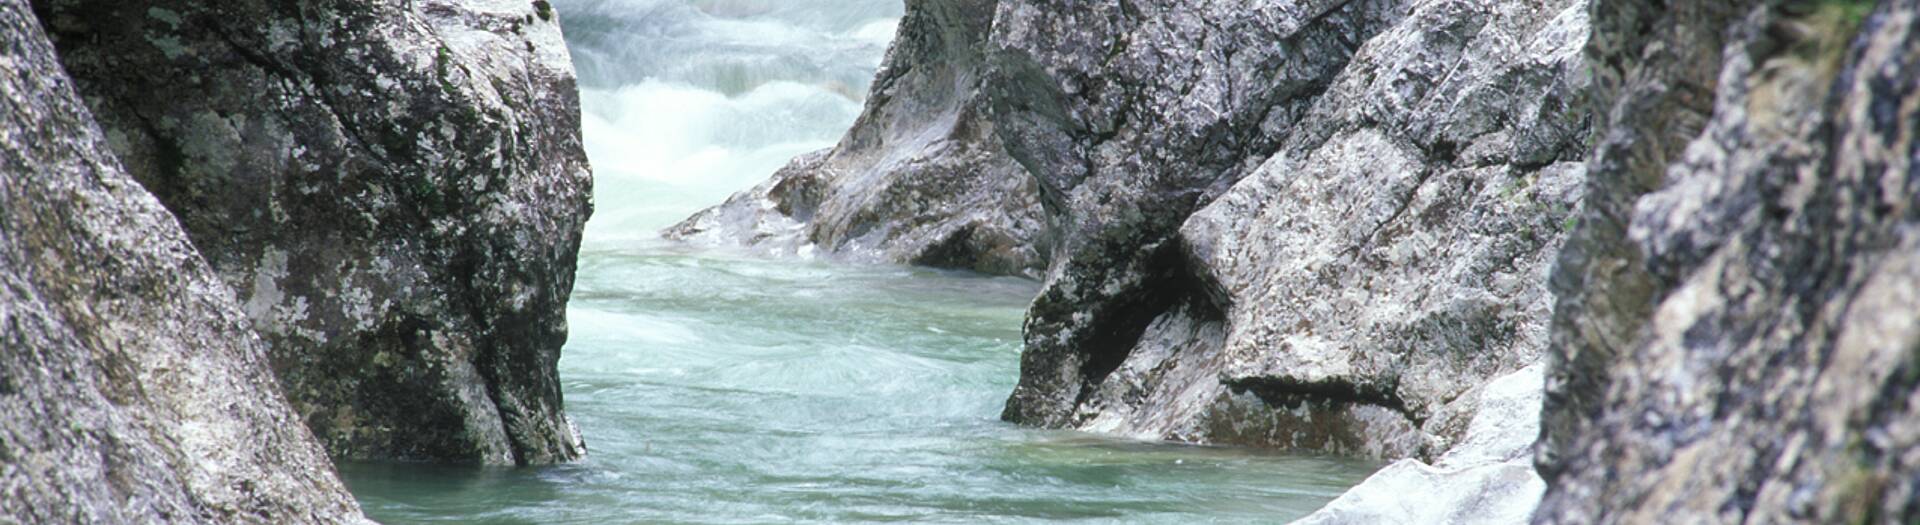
xmin=997 ymin=0 xmax=1591 ymax=468
xmin=667 ymin=0 xmax=1049 ymax=277
xmin=0 ymin=3 xmax=366 ymax=522
xmin=31 ymin=0 xmax=593 ymax=464
xmin=1295 ymin=363 xmax=1547 ymax=524
xmin=1537 ymin=0 xmax=1920 ymax=522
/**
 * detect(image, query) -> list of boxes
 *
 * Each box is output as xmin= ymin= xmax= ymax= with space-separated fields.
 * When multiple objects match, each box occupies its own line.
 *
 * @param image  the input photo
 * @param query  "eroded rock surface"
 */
xmin=667 ymin=0 xmax=1048 ymax=277
xmin=998 ymin=0 xmax=1591 ymax=465
xmin=31 ymin=0 xmax=592 ymax=464
xmin=0 ymin=2 xmax=366 ymax=521
xmin=1538 ymin=0 xmax=1920 ymax=522
xmin=674 ymin=0 xmax=1593 ymax=472
xmin=1296 ymin=364 xmax=1547 ymax=524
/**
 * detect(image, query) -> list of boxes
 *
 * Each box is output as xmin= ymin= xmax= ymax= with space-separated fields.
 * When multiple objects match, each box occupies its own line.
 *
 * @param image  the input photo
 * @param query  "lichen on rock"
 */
xmin=1537 ymin=0 xmax=1920 ymax=522
xmin=31 ymin=0 xmax=593 ymax=465
xmin=995 ymin=0 xmax=1592 ymax=468
xmin=0 ymin=1 xmax=367 ymax=520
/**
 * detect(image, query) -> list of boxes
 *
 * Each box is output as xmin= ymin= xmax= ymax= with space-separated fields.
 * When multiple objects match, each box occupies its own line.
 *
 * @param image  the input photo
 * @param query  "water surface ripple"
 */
xmin=342 ymin=2 xmax=1377 ymax=522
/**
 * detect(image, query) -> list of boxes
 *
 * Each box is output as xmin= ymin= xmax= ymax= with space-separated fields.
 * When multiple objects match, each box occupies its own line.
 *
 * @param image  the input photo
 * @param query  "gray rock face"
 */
xmin=32 ymin=0 xmax=592 ymax=464
xmin=1295 ymin=363 xmax=1547 ymax=525
xmin=993 ymin=0 xmax=1413 ymax=434
xmin=677 ymin=0 xmax=1591 ymax=477
xmin=1537 ymin=0 xmax=1920 ymax=522
xmin=667 ymin=0 xmax=1048 ymax=277
xmin=0 ymin=2 xmax=366 ymax=522
xmin=997 ymin=0 xmax=1591 ymax=464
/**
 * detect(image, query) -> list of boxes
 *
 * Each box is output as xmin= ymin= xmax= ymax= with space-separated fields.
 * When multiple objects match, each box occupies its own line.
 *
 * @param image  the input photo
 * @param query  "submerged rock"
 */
xmin=31 ymin=0 xmax=593 ymax=464
xmin=0 ymin=3 xmax=366 ymax=522
xmin=1538 ymin=0 xmax=1920 ymax=521
xmin=667 ymin=0 xmax=1048 ymax=277
xmin=997 ymin=0 xmax=1591 ymax=466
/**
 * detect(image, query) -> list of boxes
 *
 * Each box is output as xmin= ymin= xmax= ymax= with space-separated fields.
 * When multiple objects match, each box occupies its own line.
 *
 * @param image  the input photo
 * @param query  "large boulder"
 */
xmin=667 ymin=0 xmax=1048 ymax=277
xmin=996 ymin=0 xmax=1591 ymax=466
xmin=672 ymin=0 xmax=1593 ymax=477
xmin=30 ymin=0 xmax=593 ymax=464
xmin=1538 ymin=0 xmax=1920 ymax=522
xmin=0 ymin=2 xmax=366 ymax=522
xmin=992 ymin=0 xmax=1412 ymax=435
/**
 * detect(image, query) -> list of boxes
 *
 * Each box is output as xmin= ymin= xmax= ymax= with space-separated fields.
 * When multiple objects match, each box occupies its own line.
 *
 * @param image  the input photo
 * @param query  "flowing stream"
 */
xmin=340 ymin=1 xmax=1377 ymax=522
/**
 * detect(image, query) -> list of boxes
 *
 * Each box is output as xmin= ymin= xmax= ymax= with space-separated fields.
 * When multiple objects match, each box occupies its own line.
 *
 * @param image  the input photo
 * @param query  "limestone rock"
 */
xmin=1294 ymin=364 xmax=1547 ymax=524
xmin=0 ymin=2 xmax=367 ymax=521
xmin=994 ymin=0 xmax=1409 ymax=433
xmin=998 ymin=0 xmax=1591 ymax=468
xmin=31 ymin=0 xmax=593 ymax=464
xmin=1538 ymin=0 xmax=1920 ymax=522
xmin=667 ymin=0 xmax=1048 ymax=277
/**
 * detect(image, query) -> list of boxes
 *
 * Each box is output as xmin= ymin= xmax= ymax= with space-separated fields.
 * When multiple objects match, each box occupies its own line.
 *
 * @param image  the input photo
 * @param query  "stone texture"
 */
xmin=667 ymin=0 xmax=1048 ymax=278
xmin=0 ymin=1 xmax=367 ymax=521
xmin=1295 ymin=363 xmax=1547 ymax=525
xmin=996 ymin=0 xmax=1591 ymax=466
xmin=993 ymin=0 xmax=1411 ymax=433
xmin=31 ymin=0 xmax=593 ymax=464
xmin=1537 ymin=0 xmax=1920 ymax=522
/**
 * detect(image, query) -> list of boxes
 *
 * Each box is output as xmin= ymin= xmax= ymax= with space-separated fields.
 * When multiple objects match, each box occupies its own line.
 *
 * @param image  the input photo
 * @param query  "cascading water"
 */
xmin=339 ymin=1 xmax=1377 ymax=522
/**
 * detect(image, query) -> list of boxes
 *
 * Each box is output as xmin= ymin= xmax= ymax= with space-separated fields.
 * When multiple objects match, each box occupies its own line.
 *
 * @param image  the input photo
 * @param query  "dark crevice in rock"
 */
xmin=910 ymin=225 xmax=981 ymax=271
xmin=1224 ymin=375 xmax=1421 ymax=429
xmin=1072 ymin=243 xmax=1192 ymax=397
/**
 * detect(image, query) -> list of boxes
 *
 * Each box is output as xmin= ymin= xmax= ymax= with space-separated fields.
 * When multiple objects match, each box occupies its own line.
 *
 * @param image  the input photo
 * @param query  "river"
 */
xmin=339 ymin=1 xmax=1377 ymax=522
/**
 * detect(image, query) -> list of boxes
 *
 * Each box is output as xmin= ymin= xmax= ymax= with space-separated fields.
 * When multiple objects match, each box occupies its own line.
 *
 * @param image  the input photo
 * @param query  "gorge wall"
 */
xmin=7 ymin=0 xmax=1911 ymax=520
xmin=992 ymin=0 xmax=1590 ymax=460
xmin=682 ymin=0 xmax=1920 ymax=522
xmin=688 ymin=0 xmax=1591 ymax=465
xmin=0 ymin=1 xmax=366 ymax=521
xmin=31 ymin=0 xmax=593 ymax=464
xmin=1537 ymin=0 xmax=1920 ymax=522
xmin=667 ymin=0 xmax=1049 ymax=277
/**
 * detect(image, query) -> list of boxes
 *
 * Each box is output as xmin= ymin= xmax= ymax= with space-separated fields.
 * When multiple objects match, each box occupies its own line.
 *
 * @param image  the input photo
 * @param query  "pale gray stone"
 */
xmin=1000 ymin=0 xmax=1590 ymax=467
xmin=668 ymin=0 xmax=1048 ymax=277
xmin=1295 ymin=363 xmax=1546 ymax=525
xmin=0 ymin=1 xmax=368 ymax=521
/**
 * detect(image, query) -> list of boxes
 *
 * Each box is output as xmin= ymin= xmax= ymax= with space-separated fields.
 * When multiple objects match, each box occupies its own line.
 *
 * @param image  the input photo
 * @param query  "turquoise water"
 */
xmin=340 ymin=2 xmax=1376 ymax=522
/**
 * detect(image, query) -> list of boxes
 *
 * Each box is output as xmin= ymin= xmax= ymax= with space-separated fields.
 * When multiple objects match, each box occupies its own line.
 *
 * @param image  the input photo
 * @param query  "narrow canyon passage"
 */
xmin=338 ymin=1 xmax=1376 ymax=522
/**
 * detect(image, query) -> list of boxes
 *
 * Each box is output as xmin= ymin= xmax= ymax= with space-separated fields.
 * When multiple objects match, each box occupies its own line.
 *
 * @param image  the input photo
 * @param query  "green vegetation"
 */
xmin=1815 ymin=0 xmax=1877 ymax=26
xmin=435 ymin=45 xmax=456 ymax=94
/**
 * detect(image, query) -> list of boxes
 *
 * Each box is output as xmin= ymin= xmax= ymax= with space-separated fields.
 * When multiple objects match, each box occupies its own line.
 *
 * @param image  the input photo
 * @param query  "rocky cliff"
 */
xmin=667 ymin=0 xmax=1048 ymax=277
xmin=674 ymin=0 xmax=1591 ymax=462
xmin=31 ymin=0 xmax=593 ymax=464
xmin=667 ymin=0 xmax=1920 ymax=521
xmin=0 ymin=1 xmax=367 ymax=521
xmin=1537 ymin=0 xmax=1920 ymax=522
xmin=994 ymin=0 xmax=1590 ymax=461
xmin=674 ymin=0 xmax=1590 ymax=467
